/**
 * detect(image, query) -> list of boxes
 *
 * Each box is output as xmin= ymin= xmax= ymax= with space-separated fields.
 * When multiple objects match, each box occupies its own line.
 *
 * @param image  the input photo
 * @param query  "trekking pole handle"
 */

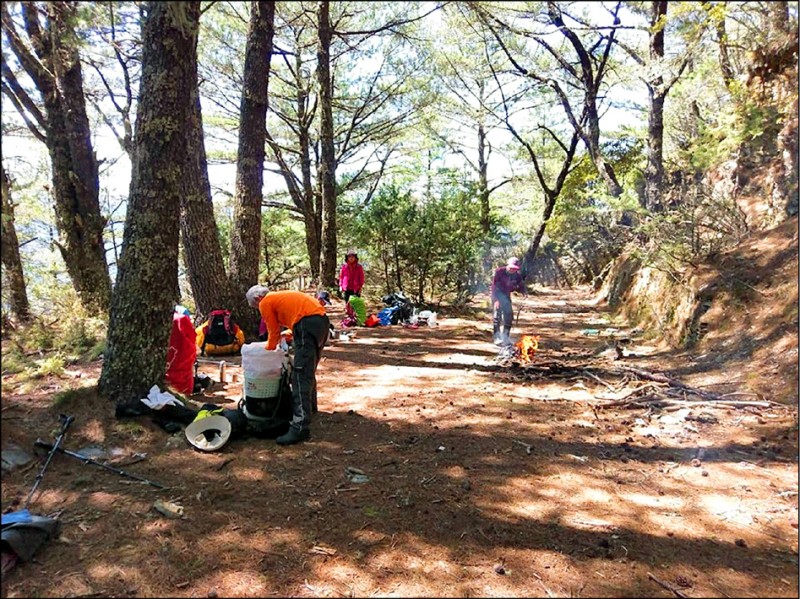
xmin=23 ymin=414 xmax=75 ymax=509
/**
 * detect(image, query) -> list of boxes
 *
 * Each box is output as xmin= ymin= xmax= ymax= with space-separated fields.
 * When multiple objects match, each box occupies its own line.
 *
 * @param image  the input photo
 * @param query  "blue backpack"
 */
xmin=377 ymin=306 xmax=400 ymax=326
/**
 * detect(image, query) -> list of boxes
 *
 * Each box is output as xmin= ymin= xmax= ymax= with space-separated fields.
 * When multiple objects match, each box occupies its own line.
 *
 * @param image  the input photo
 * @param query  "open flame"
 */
xmin=515 ymin=335 xmax=540 ymax=363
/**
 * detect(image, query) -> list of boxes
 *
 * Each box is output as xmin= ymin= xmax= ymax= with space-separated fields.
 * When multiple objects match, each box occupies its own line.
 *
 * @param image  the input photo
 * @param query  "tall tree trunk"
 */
xmin=645 ymin=1 xmax=668 ymax=213
xmin=99 ymin=1 xmax=201 ymax=411
xmin=0 ymin=165 xmax=31 ymax=322
xmin=478 ymin=123 xmax=490 ymax=234
xmin=1 ymin=2 xmax=111 ymax=313
xmin=522 ymin=191 xmax=558 ymax=281
xmin=229 ymin=1 xmax=275 ymax=336
xmin=711 ymin=1 xmax=735 ymax=90
xmin=296 ymin=48 xmax=321 ymax=281
xmin=546 ymin=1 xmax=623 ymax=198
xmin=317 ymin=0 xmax=338 ymax=289
xmin=585 ymin=103 xmax=623 ymax=198
xmin=181 ymin=77 xmax=235 ymax=323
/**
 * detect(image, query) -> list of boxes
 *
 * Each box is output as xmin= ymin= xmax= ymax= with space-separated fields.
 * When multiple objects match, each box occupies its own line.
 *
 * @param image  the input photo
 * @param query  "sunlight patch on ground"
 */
xmin=86 ymin=563 xmax=130 ymax=588
xmin=230 ymin=465 xmax=265 ymax=481
xmin=423 ymin=351 xmax=497 ymax=366
xmin=141 ymin=519 xmax=178 ymax=536
xmin=86 ymin=491 xmax=120 ymax=509
xmin=330 ymin=363 xmax=486 ymax=409
xmin=209 ymin=570 xmax=267 ymax=596
xmin=80 ymin=418 xmax=107 ymax=443
xmin=699 ymin=493 xmax=755 ymax=525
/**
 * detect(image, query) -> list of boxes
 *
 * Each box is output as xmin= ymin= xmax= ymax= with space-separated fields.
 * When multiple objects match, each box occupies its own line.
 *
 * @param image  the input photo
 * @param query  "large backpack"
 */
xmin=239 ymin=365 xmax=293 ymax=438
xmin=196 ymin=309 xmax=244 ymax=356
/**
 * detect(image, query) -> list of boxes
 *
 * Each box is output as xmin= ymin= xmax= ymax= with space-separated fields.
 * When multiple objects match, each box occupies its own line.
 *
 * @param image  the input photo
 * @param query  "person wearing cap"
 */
xmin=490 ymin=257 xmax=528 ymax=346
xmin=339 ymin=250 xmax=365 ymax=304
xmin=245 ymin=286 xmax=331 ymax=445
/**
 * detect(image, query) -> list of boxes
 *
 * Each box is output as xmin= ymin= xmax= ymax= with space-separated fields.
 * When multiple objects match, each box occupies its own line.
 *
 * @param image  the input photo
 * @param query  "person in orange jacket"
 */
xmin=246 ymin=286 xmax=331 ymax=445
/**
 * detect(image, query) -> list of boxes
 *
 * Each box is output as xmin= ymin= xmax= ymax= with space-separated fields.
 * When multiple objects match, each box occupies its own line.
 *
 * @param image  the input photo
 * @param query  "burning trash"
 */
xmin=495 ymin=334 xmax=540 ymax=366
xmin=515 ymin=335 xmax=540 ymax=363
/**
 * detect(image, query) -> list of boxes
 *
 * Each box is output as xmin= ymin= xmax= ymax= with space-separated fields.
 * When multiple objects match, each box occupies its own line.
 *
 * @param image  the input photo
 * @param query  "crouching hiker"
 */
xmin=491 ymin=257 xmax=528 ymax=346
xmin=246 ymin=286 xmax=330 ymax=445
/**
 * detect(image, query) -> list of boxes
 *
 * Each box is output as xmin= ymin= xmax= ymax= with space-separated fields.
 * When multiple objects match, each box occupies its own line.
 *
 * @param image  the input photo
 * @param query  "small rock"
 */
xmin=734 ymin=538 xmax=747 ymax=547
xmin=701 ymin=470 xmax=709 ymax=477
xmin=691 ymin=458 xmax=702 ymax=467
xmin=208 ymin=590 xmax=218 ymax=598
xmin=493 ymin=563 xmax=506 ymax=575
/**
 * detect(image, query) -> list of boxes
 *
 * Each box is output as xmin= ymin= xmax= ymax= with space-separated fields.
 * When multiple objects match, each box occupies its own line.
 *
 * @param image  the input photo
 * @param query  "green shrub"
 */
xmin=33 ymin=354 xmax=65 ymax=378
xmin=1 ymin=347 xmax=30 ymax=375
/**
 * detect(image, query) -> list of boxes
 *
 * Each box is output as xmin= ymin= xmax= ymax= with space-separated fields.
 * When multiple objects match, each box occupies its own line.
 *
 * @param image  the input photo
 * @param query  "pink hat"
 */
xmin=507 ymin=257 xmax=521 ymax=270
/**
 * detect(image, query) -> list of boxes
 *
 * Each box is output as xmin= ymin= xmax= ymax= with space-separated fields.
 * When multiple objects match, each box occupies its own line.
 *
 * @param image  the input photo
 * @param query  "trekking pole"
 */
xmin=23 ymin=414 xmax=74 ymax=510
xmin=33 ymin=440 xmax=167 ymax=490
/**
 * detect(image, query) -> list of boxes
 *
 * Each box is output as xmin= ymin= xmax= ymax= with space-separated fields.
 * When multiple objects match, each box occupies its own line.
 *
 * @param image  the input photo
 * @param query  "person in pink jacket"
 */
xmin=339 ymin=250 xmax=364 ymax=304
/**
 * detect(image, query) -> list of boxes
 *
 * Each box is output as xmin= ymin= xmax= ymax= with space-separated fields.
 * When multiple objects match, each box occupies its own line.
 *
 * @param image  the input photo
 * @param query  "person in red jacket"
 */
xmin=338 ymin=250 xmax=364 ymax=304
xmin=246 ymin=286 xmax=330 ymax=445
xmin=490 ymin=257 xmax=528 ymax=346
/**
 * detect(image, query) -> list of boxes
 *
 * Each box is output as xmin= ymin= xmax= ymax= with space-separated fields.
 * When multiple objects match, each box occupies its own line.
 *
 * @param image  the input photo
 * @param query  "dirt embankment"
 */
xmin=598 ymin=217 xmax=798 ymax=404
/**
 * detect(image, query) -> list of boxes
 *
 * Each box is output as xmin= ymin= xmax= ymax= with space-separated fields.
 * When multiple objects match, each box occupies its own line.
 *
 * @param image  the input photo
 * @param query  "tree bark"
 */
xmin=181 ymin=71 xmax=235 ymax=323
xmin=546 ymin=1 xmax=623 ymax=198
xmin=478 ymin=122 xmax=490 ymax=234
xmin=229 ymin=0 xmax=275 ymax=336
xmin=0 ymin=165 xmax=31 ymax=322
xmin=644 ymin=1 xmax=668 ymax=213
xmin=1 ymin=2 xmax=111 ymax=313
xmin=99 ymin=1 xmax=201 ymax=411
xmin=710 ymin=1 xmax=735 ymax=90
xmin=317 ymin=0 xmax=338 ymax=289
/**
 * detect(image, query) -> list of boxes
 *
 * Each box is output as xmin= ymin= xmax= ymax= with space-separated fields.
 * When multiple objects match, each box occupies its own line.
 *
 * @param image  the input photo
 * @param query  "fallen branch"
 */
xmin=647 ymin=571 xmax=688 ymax=598
xmin=582 ymin=370 xmax=616 ymax=391
xmin=505 ymin=361 xmax=778 ymax=408
xmin=512 ymin=439 xmax=533 ymax=454
xmin=614 ymin=366 xmax=723 ymax=401
xmin=661 ymin=398 xmax=775 ymax=409
xmin=599 ymin=393 xmax=663 ymax=409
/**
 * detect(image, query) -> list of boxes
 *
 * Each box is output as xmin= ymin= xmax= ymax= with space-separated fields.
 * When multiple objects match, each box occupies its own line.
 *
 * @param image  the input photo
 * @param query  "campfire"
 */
xmin=515 ymin=335 xmax=540 ymax=363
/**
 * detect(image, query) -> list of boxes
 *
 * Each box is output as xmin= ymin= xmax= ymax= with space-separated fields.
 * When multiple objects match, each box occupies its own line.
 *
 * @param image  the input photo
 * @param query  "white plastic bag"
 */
xmin=140 ymin=385 xmax=182 ymax=410
xmin=241 ymin=342 xmax=287 ymax=379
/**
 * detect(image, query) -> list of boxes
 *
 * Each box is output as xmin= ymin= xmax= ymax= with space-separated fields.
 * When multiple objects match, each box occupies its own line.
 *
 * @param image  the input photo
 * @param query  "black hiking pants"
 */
xmin=290 ymin=314 xmax=330 ymax=433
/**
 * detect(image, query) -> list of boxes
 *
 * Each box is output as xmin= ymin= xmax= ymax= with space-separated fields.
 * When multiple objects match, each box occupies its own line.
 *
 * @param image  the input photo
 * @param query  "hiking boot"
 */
xmin=276 ymin=428 xmax=310 ymax=445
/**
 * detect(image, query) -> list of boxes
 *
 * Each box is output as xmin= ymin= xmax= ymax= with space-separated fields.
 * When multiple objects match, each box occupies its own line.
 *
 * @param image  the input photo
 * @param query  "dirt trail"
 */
xmin=1 ymin=286 xmax=797 ymax=598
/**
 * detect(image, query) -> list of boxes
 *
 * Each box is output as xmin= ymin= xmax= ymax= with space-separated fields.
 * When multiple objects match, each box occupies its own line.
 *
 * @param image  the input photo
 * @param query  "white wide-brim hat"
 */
xmin=185 ymin=414 xmax=232 ymax=452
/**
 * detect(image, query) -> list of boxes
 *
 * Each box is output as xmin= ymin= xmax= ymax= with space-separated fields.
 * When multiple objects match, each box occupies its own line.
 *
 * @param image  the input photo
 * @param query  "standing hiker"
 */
xmin=490 ymin=257 xmax=528 ymax=346
xmin=246 ymin=286 xmax=330 ymax=445
xmin=339 ymin=250 xmax=364 ymax=304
